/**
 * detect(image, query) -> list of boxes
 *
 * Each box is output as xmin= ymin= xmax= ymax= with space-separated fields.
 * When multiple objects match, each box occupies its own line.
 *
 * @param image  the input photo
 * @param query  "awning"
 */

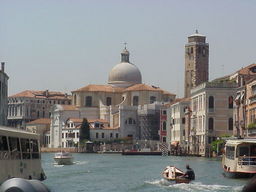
xmin=235 ymin=94 xmax=241 ymax=101
xmin=240 ymin=92 xmax=245 ymax=101
xmin=171 ymin=141 xmax=179 ymax=146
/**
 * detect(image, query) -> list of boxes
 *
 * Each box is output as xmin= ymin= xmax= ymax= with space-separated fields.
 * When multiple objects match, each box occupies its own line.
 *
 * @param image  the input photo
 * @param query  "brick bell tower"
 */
xmin=184 ymin=30 xmax=209 ymax=97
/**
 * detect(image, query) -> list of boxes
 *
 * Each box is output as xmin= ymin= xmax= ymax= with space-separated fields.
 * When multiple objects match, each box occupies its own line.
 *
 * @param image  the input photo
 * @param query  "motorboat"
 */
xmin=54 ymin=152 xmax=73 ymax=165
xmin=162 ymin=166 xmax=191 ymax=183
xmin=222 ymin=138 xmax=256 ymax=178
xmin=0 ymin=126 xmax=46 ymax=184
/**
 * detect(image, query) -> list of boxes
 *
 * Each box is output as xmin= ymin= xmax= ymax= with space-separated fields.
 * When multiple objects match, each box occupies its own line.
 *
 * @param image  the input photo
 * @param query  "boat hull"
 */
xmin=223 ymin=170 xmax=256 ymax=178
xmin=54 ymin=157 xmax=73 ymax=165
xmin=163 ymin=176 xmax=191 ymax=184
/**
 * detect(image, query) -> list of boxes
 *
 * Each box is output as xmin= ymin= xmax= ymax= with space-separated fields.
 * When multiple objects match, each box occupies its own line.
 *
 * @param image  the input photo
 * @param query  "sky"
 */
xmin=0 ymin=0 xmax=255 ymax=97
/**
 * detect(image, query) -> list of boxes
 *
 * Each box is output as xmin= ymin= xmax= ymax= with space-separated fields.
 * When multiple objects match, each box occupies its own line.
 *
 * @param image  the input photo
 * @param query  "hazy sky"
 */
xmin=0 ymin=0 xmax=255 ymax=97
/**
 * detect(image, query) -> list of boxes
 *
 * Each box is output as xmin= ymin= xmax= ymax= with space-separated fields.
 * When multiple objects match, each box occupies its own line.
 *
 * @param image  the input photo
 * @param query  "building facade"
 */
xmin=184 ymin=30 xmax=209 ymax=98
xmin=26 ymin=118 xmax=51 ymax=147
xmin=245 ymin=78 xmax=256 ymax=137
xmin=0 ymin=62 xmax=9 ymax=126
xmin=189 ymin=82 xmax=237 ymax=156
xmin=8 ymin=90 xmax=71 ymax=129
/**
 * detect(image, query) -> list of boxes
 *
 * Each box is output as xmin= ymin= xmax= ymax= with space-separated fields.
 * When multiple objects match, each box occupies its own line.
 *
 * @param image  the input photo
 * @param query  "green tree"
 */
xmin=79 ymin=118 xmax=90 ymax=144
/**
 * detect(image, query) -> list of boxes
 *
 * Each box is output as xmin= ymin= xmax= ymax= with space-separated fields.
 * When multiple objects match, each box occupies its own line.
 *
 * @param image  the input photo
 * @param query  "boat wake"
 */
xmin=145 ymin=179 xmax=243 ymax=192
xmin=53 ymin=164 xmax=64 ymax=167
xmin=73 ymin=161 xmax=88 ymax=165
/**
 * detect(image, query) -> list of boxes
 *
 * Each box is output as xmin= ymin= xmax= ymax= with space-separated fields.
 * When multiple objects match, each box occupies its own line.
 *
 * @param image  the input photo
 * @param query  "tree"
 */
xmin=79 ymin=118 xmax=90 ymax=144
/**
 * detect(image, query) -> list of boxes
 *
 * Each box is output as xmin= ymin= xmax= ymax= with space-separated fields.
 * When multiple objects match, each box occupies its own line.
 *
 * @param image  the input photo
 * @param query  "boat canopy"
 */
xmin=225 ymin=139 xmax=256 ymax=146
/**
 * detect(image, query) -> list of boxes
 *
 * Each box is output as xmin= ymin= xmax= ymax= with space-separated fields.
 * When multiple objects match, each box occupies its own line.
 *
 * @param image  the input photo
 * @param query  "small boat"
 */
xmin=222 ymin=138 xmax=256 ymax=178
xmin=162 ymin=166 xmax=191 ymax=184
xmin=54 ymin=152 xmax=73 ymax=165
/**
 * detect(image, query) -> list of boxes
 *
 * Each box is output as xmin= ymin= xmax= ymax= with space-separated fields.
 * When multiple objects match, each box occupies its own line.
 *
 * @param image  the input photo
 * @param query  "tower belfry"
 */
xmin=184 ymin=30 xmax=209 ymax=97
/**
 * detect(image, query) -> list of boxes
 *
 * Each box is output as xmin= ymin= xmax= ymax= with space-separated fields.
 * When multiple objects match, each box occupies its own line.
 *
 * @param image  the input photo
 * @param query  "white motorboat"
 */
xmin=162 ymin=166 xmax=191 ymax=183
xmin=0 ymin=126 xmax=46 ymax=184
xmin=54 ymin=152 xmax=73 ymax=165
xmin=222 ymin=138 xmax=256 ymax=178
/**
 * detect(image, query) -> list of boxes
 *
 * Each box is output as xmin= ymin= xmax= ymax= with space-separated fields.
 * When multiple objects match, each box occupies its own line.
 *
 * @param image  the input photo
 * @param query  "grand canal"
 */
xmin=42 ymin=153 xmax=246 ymax=192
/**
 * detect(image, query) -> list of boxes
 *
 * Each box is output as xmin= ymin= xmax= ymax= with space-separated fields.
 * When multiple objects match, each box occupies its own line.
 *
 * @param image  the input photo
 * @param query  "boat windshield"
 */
xmin=0 ymin=135 xmax=40 ymax=160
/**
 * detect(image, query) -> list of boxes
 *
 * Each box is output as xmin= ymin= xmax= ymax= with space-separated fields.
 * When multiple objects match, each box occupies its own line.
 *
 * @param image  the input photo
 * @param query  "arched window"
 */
xmin=106 ymin=97 xmax=112 ymax=106
xmin=163 ymin=121 xmax=166 ymax=131
xmin=208 ymin=96 xmax=214 ymax=110
xmin=228 ymin=96 xmax=233 ymax=109
xmin=228 ymin=118 xmax=233 ymax=130
xmin=85 ymin=96 xmax=92 ymax=107
xmin=74 ymin=94 xmax=77 ymax=105
xmin=133 ymin=96 xmax=139 ymax=106
xmin=150 ymin=96 xmax=156 ymax=104
xmin=128 ymin=118 xmax=133 ymax=124
xmin=209 ymin=117 xmax=214 ymax=131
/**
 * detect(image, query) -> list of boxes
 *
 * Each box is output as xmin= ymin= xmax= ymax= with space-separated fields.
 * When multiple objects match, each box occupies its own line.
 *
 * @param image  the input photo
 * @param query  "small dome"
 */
xmin=108 ymin=62 xmax=142 ymax=87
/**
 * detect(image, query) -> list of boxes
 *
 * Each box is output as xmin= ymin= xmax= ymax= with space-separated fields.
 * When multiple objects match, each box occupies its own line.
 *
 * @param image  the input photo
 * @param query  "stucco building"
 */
xmin=8 ymin=90 xmax=71 ymax=129
xmin=189 ymin=81 xmax=237 ymax=156
xmin=0 ymin=62 xmax=8 ymax=126
xmin=50 ymin=48 xmax=176 ymax=148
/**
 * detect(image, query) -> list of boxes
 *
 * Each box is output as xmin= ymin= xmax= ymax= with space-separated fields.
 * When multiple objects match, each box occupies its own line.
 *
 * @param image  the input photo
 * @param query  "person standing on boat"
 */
xmin=182 ymin=164 xmax=195 ymax=180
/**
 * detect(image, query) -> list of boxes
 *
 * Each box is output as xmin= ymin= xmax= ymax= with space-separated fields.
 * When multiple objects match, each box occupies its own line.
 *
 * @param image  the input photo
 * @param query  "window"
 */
xmin=133 ymin=96 xmax=139 ymax=106
xmin=209 ymin=117 xmax=214 ymax=131
xmin=191 ymin=47 xmax=193 ymax=54
xmin=252 ymin=85 xmax=256 ymax=95
xmin=106 ymin=97 xmax=112 ymax=106
xmin=37 ymin=111 xmax=40 ymax=118
xmin=85 ymin=96 xmax=92 ymax=107
xmin=31 ymin=139 xmax=39 ymax=159
xmin=0 ymin=136 xmax=8 ymax=151
xmin=150 ymin=96 xmax=156 ymax=104
xmin=162 ymin=137 xmax=166 ymax=143
xmin=239 ymin=146 xmax=249 ymax=156
xmin=128 ymin=118 xmax=133 ymax=124
xmin=162 ymin=121 xmax=166 ymax=131
xmin=228 ymin=96 xmax=233 ymax=109
xmin=162 ymin=110 xmax=167 ymax=115
xmin=182 ymin=118 xmax=186 ymax=124
xmin=110 ymin=133 xmax=113 ymax=138
xmin=9 ymin=137 xmax=21 ymax=159
xmin=228 ymin=118 xmax=233 ymax=131
xmin=202 ymin=48 xmax=206 ymax=56
xmin=208 ymin=96 xmax=214 ymax=110
xmin=96 ymin=133 xmax=99 ymax=139
xmin=226 ymin=146 xmax=235 ymax=159
xmin=116 ymin=133 xmax=119 ymax=138
xmin=102 ymin=133 xmax=104 ymax=138
xmin=21 ymin=139 xmax=31 ymax=159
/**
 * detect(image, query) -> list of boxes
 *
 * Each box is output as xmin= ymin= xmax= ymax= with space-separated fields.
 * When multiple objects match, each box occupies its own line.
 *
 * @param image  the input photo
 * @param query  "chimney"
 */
xmin=1 ymin=62 xmax=5 ymax=72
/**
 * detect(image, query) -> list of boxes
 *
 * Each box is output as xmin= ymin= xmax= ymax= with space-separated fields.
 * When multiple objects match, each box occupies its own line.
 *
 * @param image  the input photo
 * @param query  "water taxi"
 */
xmin=222 ymin=138 xmax=256 ymax=178
xmin=54 ymin=152 xmax=73 ymax=165
xmin=0 ymin=126 xmax=46 ymax=184
xmin=162 ymin=166 xmax=191 ymax=183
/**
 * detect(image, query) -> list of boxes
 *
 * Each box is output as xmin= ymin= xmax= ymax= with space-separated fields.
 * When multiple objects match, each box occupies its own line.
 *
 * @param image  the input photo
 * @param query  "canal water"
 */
xmin=42 ymin=153 xmax=247 ymax=192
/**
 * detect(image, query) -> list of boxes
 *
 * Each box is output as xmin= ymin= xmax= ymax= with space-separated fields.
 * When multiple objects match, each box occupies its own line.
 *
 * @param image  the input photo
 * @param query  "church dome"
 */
xmin=108 ymin=48 xmax=142 ymax=87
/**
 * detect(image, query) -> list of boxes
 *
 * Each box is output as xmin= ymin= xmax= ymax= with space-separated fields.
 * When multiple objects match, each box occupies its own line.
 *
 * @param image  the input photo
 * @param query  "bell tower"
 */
xmin=184 ymin=30 xmax=209 ymax=97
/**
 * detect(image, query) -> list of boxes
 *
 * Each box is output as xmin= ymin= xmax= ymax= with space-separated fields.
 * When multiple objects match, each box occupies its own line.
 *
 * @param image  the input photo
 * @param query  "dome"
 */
xmin=108 ymin=62 xmax=142 ymax=87
xmin=108 ymin=47 xmax=142 ymax=87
